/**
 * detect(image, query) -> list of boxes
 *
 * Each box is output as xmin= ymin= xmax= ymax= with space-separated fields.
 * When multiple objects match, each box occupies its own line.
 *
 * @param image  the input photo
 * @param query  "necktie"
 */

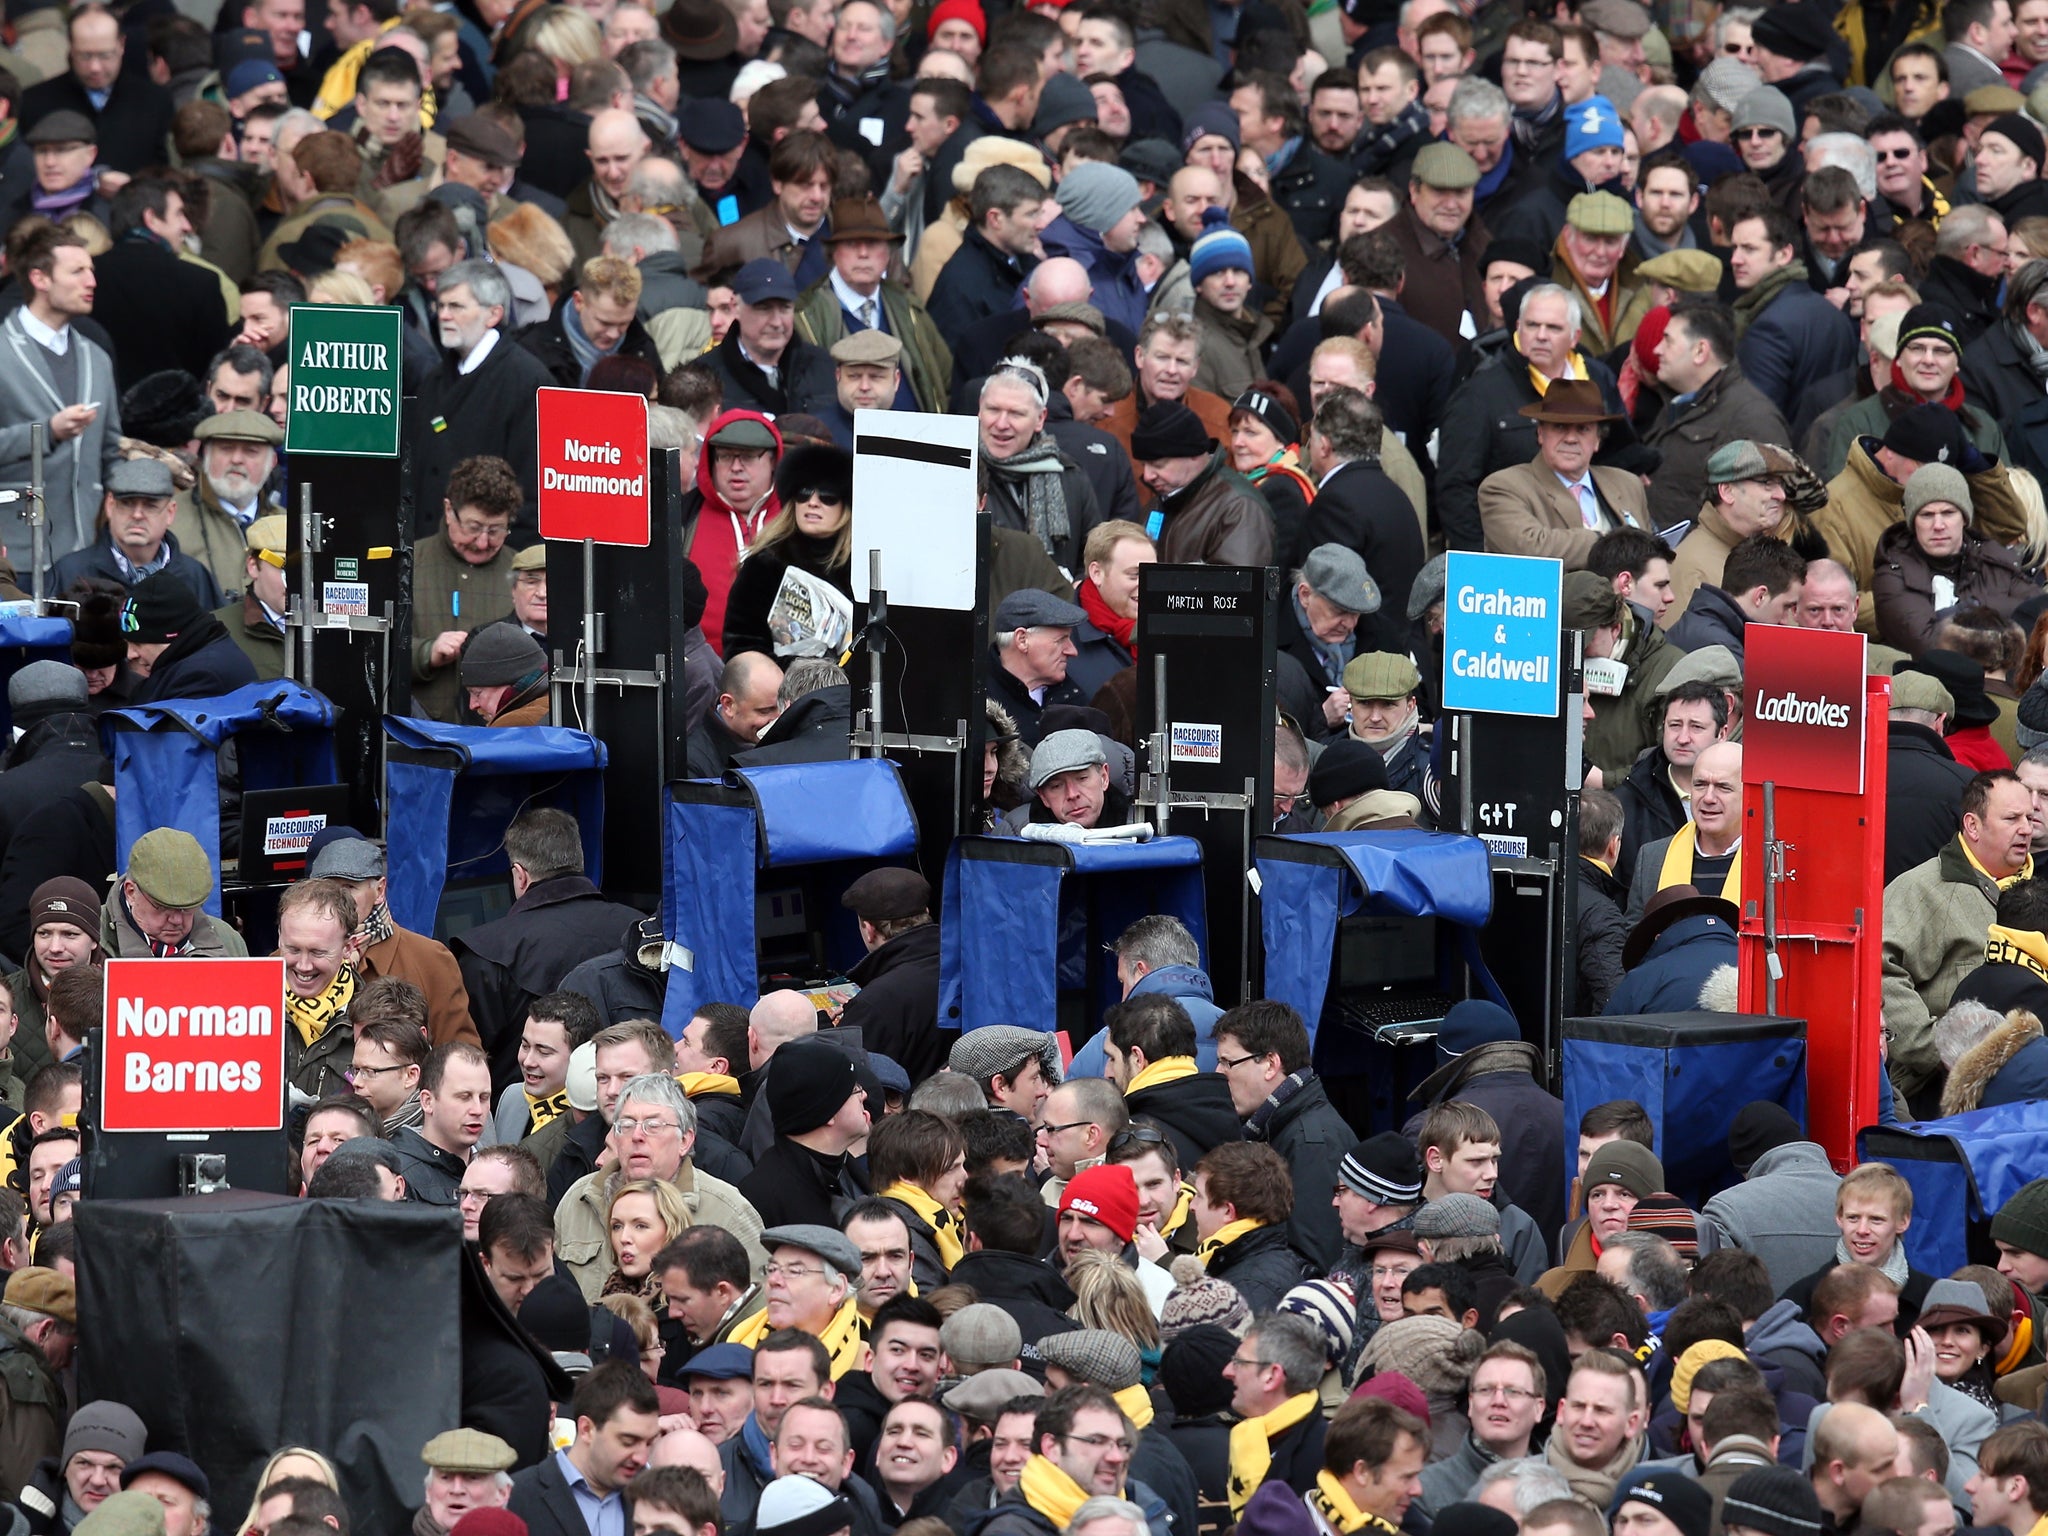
xmin=860 ymin=298 xmax=877 ymax=329
xmin=1575 ymin=483 xmax=1600 ymax=529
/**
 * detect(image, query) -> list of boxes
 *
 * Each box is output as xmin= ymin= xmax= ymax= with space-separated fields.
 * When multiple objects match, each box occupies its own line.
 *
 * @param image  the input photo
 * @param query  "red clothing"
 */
xmin=1949 ymin=725 xmax=2013 ymax=771
xmin=691 ymin=408 xmax=783 ymax=653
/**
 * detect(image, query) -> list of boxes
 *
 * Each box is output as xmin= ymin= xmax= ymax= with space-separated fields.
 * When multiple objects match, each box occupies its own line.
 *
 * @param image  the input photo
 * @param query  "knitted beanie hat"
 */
xmin=1728 ymin=1101 xmax=1804 ymax=1175
xmin=1902 ymin=463 xmax=1972 ymax=521
xmin=1162 ymin=1252 xmax=1252 ymax=1339
xmin=1054 ymin=161 xmax=1142 ymax=236
xmin=1669 ymin=1339 xmax=1747 ymax=1413
xmin=1350 ymin=1368 xmax=1430 ymax=1422
xmin=1158 ymin=1323 xmax=1237 ymax=1417
xmin=1721 ymin=1465 xmax=1825 ymax=1536
xmin=1582 ymin=1140 xmax=1664 ymax=1200
xmin=1189 ymin=206 xmax=1254 ymax=287
xmin=63 ymin=1402 xmax=147 ymax=1468
xmin=1278 ymin=1277 xmax=1359 ymax=1372
xmin=1992 ymin=1178 xmax=2048 ymax=1260
xmin=1358 ymin=1314 xmax=1483 ymax=1395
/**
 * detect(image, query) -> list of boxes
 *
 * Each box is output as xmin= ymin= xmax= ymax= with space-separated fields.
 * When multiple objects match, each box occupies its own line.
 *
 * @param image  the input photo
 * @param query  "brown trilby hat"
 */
xmin=1517 ymin=379 xmax=1622 ymax=425
xmin=823 ymin=196 xmax=902 ymax=244
xmin=1623 ymin=883 xmax=1740 ymax=970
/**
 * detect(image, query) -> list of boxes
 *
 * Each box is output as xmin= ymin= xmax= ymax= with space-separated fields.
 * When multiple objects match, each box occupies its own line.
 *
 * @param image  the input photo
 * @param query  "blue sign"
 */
xmin=1442 ymin=552 xmax=1562 ymax=717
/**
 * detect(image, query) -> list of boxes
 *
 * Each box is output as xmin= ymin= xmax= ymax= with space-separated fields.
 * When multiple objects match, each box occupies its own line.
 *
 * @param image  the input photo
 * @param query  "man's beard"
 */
xmin=208 ymin=467 xmax=260 ymax=505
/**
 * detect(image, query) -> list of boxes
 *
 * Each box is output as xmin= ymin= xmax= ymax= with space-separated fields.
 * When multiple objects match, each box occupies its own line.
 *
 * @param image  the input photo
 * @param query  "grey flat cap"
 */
xmin=105 ymin=458 xmax=175 ymax=499
xmin=309 ymin=837 xmax=387 ymax=880
xmin=1028 ymin=728 xmax=1108 ymax=790
xmin=994 ymin=588 xmax=1087 ymax=632
xmin=1407 ymin=552 xmax=1448 ymax=621
xmin=9 ymin=660 xmax=86 ymax=712
xmin=948 ymin=1026 xmax=1063 ymax=1087
xmin=1301 ymin=544 xmax=1381 ymax=615
xmin=1038 ymin=1328 xmax=1144 ymax=1390
xmin=761 ymin=1224 xmax=863 ymax=1279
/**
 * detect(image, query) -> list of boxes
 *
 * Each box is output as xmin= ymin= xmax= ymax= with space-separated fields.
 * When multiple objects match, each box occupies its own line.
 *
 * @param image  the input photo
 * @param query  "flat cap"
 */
xmin=761 ymin=1223 xmax=863 ymax=1278
xmin=831 ymin=328 xmax=903 ymax=366
xmin=940 ymin=1303 xmax=1023 ymax=1367
xmin=1343 ymin=652 xmax=1422 ymax=701
xmin=1028 ymin=728 xmax=1108 ymax=790
xmin=1037 ymin=1328 xmax=1143 ymax=1390
xmin=1566 ymin=190 xmax=1635 ymax=235
xmin=1966 ymin=84 xmax=2028 ymax=115
xmin=422 ymin=1429 xmax=519 ymax=1474
xmin=1414 ymin=1192 xmax=1500 ymax=1239
xmin=1706 ymin=439 xmax=1794 ymax=485
xmin=1580 ymin=0 xmax=1651 ymax=36
xmin=126 ymin=828 xmax=214 ymax=910
xmin=195 ymin=409 xmax=284 ymax=446
xmin=511 ymin=544 xmax=546 ymax=573
xmin=994 ymin=587 xmax=1086 ymax=632
xmin=840 ymin=866 xmax=931 ymax=922
xmin=244 ymin=514 xmax=287 ymax=554
xmin=1407 ymin=552 xmax=1448 ymax=621
xmin=9 ymin=659 xmax=85 ymax=712
xmin=4 ymin=1267 xmax=73 ymax=1324
xmin=1409 ymin=141 xmax=1480 ymax=190
xmin=708 ymin=415 xmax=778 ymax=452
xmin=442 ymin=112 xmax=523 ymax=168
xmin=105 ymin=458 xmax=175 ymax=499
xmin=679 ymin=1343 xmax=755 ymax=1380
xmin=1635 ymin=249 xmax=1723 ymax=293
xmin=943 ymin=1368 xmax=1043 ymax=1417
xmin=678 ymin=97 xmax=745 ymax=153
xmin=948 ymin=1026 xmax=1062 ymax=1086
xmin=1656 ymin=644 xmax=1741 ymax=696
xmin=1032 ymin=300 xmax=1107 ymax=336
xmin=1301 ymin=544 xmax=1380 ymax=614
xmin=120 ymin=1453 xmax=211 ymax=1501
xmin=1561 ymin=569 xmax=1625 ymax=630
xmin=25 ymin=110 xmax=94 ymax=145
xmin=309 ymin=836 xmax=385 ymax=881
xmin=1890 ymin=669 xmax=1955 ymax=715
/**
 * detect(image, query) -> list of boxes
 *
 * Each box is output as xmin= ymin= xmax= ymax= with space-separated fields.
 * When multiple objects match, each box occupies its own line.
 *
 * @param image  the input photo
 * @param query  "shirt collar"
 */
xmin=19 ymin=307 xmax=69 ymax=353
xmin=458 ymin=328 xmax=499 ymax=374
xmin=829 ymin=268 xmax=882 ymax=316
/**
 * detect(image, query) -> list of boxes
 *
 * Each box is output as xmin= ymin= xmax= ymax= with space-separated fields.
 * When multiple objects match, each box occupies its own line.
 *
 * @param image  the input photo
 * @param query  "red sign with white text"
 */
xmin=1742 ymin=624 xmax=1868 ymax=794
xmin=537 ymin=386 xmax=650 ymax=546
xmin=100 ymin=957 xmax=287 ymax=1132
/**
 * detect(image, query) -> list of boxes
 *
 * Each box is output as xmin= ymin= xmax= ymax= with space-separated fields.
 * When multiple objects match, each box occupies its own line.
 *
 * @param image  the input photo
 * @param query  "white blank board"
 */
xmin=852 ymin=408 xmax=979 ymax=611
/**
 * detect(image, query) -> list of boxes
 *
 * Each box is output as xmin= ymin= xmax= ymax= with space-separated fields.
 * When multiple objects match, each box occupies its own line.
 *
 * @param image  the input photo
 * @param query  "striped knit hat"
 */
xmin=1339 ymin=1132 xmax=1423 ymax=1205
xmin=1189 ymin=205 xmax=1254 ymax=287
xmin=1626 ymin=1193 xmax=1702 ymax=1258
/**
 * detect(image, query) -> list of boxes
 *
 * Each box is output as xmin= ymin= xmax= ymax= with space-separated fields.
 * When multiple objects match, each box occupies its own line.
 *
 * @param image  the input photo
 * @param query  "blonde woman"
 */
xmin=236 ymin=1448 xmax=340 ymax=1536
xmin=720 ymin=443 xmax=853 ymax=660
xmin=604 ymin=1177 xmax=689 ymax=1303
xmin=1067 ymin=1249 xmax=1162 ymax=1380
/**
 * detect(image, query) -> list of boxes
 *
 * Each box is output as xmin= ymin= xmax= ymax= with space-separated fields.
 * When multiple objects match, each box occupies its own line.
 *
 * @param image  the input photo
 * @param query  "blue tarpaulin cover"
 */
xmin=1257 ymin=831 xmax=1496 ymax=1030
xmin=660 ymin=760 xmax=917 ymax=1030
xmin=1564 ymin=1015 xmax=1808 ymax=1208
xmin=382 ymin=717 xmax=606 ymax=934
xmin=103 ymin=683 xmax=337 ymax=915
xmin=1861 ymin=1102 xmax=2048 ymax=1275
xmin=939 ymin=835 xmax=1207 ymax=1033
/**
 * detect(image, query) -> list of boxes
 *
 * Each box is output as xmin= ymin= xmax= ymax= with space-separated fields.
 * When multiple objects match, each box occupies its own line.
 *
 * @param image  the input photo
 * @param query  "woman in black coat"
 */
xmin=720 ymin=443 xmax=856 ymax=661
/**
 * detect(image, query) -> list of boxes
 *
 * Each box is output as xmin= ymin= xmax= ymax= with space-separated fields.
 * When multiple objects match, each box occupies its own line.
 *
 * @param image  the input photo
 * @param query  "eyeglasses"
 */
xmin=1228 ymin=1354 xmax=1273 ymax=1373
xmin=1216 ymin=1051 xmax=1263 ymax=1071
xmin=346 ymin=1063 xmax=404 ymax=1081
xmin=453 ymin=518 xmax=509 ymax=541
xmin=1039 ymin=1119 xmax=1094 ymax=1137
xmin=1062 ymin=1434 xmax=1134 ymax=1453
xmin=1369 ymin=1264 xmax=1417 ymax=1280
xmin=457 ymin=1187 xmax=493 ymax=1205
xmin=765 ymin=1261 xmax=827 ymax=1281
xmin=614 ymin=1117 xmax=680 ymax=1136
xmin=1471 ymin=1384 xmax=1538 ymax=1402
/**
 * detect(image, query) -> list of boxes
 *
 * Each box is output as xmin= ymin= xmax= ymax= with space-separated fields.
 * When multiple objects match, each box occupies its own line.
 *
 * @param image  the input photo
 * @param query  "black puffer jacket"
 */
xmin=1870 ymin=520 xmax=2041 ymax=657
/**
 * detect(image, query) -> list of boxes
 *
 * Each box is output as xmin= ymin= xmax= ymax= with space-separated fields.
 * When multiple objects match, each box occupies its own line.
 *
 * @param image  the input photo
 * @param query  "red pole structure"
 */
xmin=1736 ymin=633 xmax=1889 ymax=1169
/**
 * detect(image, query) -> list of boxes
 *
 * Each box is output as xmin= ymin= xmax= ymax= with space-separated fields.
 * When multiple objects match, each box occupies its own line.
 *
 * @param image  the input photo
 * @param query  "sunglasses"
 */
xmin=1735 ymin=126 xmax=1782 ymax=141
xmin=791 ymin=488 xmax=845 ymax=506
xmin=1876 ymin=145 xmax=1919 ymax=161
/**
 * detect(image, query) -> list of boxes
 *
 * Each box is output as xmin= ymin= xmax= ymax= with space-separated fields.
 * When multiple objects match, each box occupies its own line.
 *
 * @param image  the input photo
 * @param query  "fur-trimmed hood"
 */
xmin=1700 ymin=964 xmax=1739 ymax=1012
xmin=983 ymin=698 xmax=1031 ymax=810
xmin=1943 ymin=1009 xmax=2046 ymax=1117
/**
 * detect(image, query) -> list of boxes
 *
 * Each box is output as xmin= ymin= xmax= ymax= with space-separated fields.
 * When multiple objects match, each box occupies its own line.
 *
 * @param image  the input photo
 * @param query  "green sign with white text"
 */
xmin=285 ymin=304 xmax=404 ymax=457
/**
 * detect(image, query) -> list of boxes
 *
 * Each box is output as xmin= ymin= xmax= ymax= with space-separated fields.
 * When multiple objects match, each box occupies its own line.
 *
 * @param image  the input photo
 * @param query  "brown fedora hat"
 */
xmin=1622 ymin=882 xmax=1740 ymax=971
xmin=1517 ymin=378 xmax=1622 ymax=425
xmin=823 ymin=196 xmax=903 ymax=244
xmin=662 ymin=0 xmax=739 ymax=60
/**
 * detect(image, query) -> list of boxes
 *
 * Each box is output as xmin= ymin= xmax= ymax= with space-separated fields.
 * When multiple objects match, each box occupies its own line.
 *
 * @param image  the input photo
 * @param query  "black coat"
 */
xmin=1270 ymin=139 xmax=1353 ymax=248
xmin=131 ymin=616 xmax=257 ymax=704
xmin=1404 ymin=1042 xmax=1566 ymax=1263
xmin=1275 ymin=297 xmax=1453 ymax=464
xmin=509 ymin=1452 xmax=594 ymax=1536
xmin=1918 ymin=253 xmax=2003 ymax=349
xmin=839 ymin=922 xmax=949 ymax=1081
xmin=0 ymin=714 xmax=106 ymax=874
xmin=465 ymin=1242 xmax=575 ymax=1471
xmin=1253 ymin=1071 xmax=1356 ymax=1274
xmin=705 ymin=324 xmax=837 ymax=418
xmin=558 ymin=923 xmax=667 ymax=1026
xmin=1113 ymin=63 xmax=1182 ymax=143
xmin=1488 ymin=157 xmax=1619 ymax=254
xmin=452 ymin=876 xmax=646 ymax=1091
xmin=414 ymin=334 xmax=553 ymax=541
xmin=1666 ymin=583 xmax=1752 ymax=659
xmin=983 ymin=646 xmax=1088 ymax=746
xmin=1202 ymin=1223 xmax=1312 ymax=1312
xmin=20 ymin=71 xmax=173 ymax=175
xmin=1962 ymin=318 xmax=2048 ymax=475
xmin=1046 ymin=394 xmax=1141 ymax=531
xmin=49 ymin=531 xmax=223 ymax=610
xmin=734 ymin=686 xmax=854 ymax=766
xmin=514 ymin=104 xmax=596 ymax=199
xmin=514 ymin=295 xmax=665 ymax=388
xmin=1065 ymin=619 xmax=1135 ymax=703
xmin=1133 ymin=1426 xmax=1202 ymax=1536
xmin=1576 ymin=857 xmax=1628 ymax=1015
xmin=1737 ymin=275 xmax=1859 ymax=420
xmin=0 ymin=781 xmax=112 ymax=961
xmin=92 ymin=234 xmax=232 ymax=391
xmin=1616 ymin=746 xmax=1686 ymax=880
xmin=1166 ymin=1416 xmax=1232 ymax=1536
xmin=945 ymin=1249 xmax=1080 ymax=1345
xmin=1123 ymin=1071 xmax=1243 ymax=1171
xmin=1303 ymin=459 xmax=1425 ymax=653
xmin=927 ymin=227 xmax=1035 ymax=336
xmin=1885 ymin=721 xmax=1973 ymax=884
xmin=1255 ymin=1410 xmax=1327 ymax=1498
xmin=737 ymin=1135 xmax=855 ymax=1229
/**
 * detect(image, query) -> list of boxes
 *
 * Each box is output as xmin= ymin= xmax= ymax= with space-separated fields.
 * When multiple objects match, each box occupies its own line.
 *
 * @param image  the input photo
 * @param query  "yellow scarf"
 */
xmin=1162 ymin=1182 xmax=1195 ymax=1240
xmin=1113 ymin=1383 xmax=1155 ymax=1430
xmin=2000 ymin=1311 xmax=2037 ymax=1376
xmin=679 ymin=1071 xmax=741 ymax=1099
xmin=285 ymin=966 xmax=356 ymax=1047
xmin=1228 ymin=1391 xmax=1321 ymax=1513
xmin=1527 ymin=351 xmax=1589 ymax=397
xmin=1307 ymin=1470 xmax=1398 ymax=1536
xmin=728 ymin=1294 xmax=869 ymax=1377
xmin=525 ymin=1089 xmax=569 ymax=1131
xmin=1965 ymin=843 xmax=2036 ymax=891
xmin=881 ymin=1180 xmax=966 ymax=1270
xmin=1656 ymin=823 xmax=1744 ymax=908
xmin=1018 ymin=1456 xmax=1093 ymax=1529
xmin=1126 ymin=1056 xmax=1199 ymax=1095
xmin=1987 ymin=924 xmax=2048 ymax=982
xmin=1198 ymin=1217 xmax=1267 ymax=1265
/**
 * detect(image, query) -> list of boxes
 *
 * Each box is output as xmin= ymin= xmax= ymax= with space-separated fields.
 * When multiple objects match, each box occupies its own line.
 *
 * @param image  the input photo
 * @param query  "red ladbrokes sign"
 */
xmin=1743 ymin=624 xmax=1867 ymax=795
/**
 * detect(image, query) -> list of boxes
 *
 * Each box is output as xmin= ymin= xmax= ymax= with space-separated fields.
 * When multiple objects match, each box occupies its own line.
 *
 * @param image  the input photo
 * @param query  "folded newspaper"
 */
xmin=766 ymin=565 xmax=853 ymax=658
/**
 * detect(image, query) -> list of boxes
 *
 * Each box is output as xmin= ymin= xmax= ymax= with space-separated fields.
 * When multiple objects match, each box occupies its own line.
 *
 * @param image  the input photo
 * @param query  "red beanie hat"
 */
xmin=1060 ymin=1163 xmax=1139 ymax=1243
xmin=927 ymin=0 xmax=987 ymax=43
xmin=1351 ymin=1369 xmax=1430 ymax=1424
xmin=452 ymin=1513 xmax=528 ymax=1536
xmin=1632 ymin=304 xmax=1670 ymax=377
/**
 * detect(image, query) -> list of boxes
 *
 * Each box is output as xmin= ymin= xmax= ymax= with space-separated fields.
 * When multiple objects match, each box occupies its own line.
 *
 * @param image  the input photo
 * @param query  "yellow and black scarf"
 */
xmin=1656 ymin=823 xmax=1743 ymax=906
xmin=525 ymin=1090 xmax=570 ymax=1133
xmin=1307 ymin=1470 xmax=1399 ymax=1536
xmin=1113 ymin=1384 xmax=1154 ymax=1430
xmin=680 ymin=1071 xmax=742 ymax=1100
xmin=1226 ymin=1390 xmax=1319 ymax=1513
xmin=728 ymin=1293 xmax=869 ymax=1377
xmin=286 ymin=965 xmax=356 ymax=1047
xmin=1199 ymin=1217 xmax=1267 ymax=1266
xmin=880 ymin=1180 xmax=965 ymax=1270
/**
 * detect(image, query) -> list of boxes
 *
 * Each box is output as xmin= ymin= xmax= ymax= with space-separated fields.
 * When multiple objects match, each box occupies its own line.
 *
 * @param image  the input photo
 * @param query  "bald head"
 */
xmin=749 ymin=988 xmax=819 ymax=1068
xmin=1812 ymin=1402 xmax=1898 ymax=1519
xmin=649 ymin=1424 xmax=724 ymax=1484
xmin=1693 ymin=741 xmax=1741 ymax=783
xmin=588 ymin=108 xmax=649 ymax=196
xmin=918 ymin=47 xmax=974 ymax=83
xmin=1027 ymin=257 xmax=1093 ymax=311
